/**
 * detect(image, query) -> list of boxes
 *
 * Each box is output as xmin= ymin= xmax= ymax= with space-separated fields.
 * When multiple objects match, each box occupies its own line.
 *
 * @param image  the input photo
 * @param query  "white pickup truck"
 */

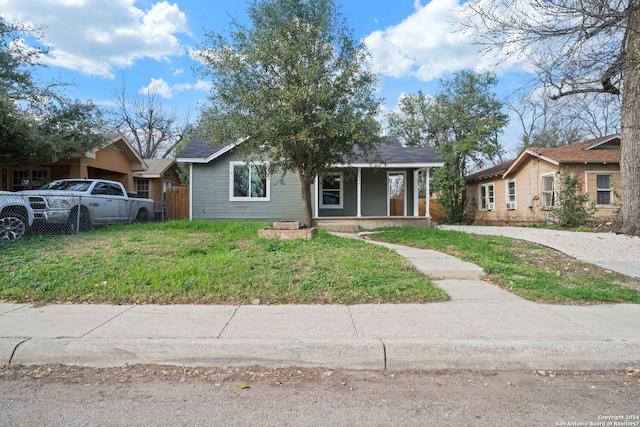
xmin=0 ymin=191 xmax=35 ymax=242
xmin=22 ymin=179 xmax=155 ymax=232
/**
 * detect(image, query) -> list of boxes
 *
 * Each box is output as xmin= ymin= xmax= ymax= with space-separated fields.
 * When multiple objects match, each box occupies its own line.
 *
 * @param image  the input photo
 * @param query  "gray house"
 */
xmin=176 ymin=137 xmax=444 ymax=231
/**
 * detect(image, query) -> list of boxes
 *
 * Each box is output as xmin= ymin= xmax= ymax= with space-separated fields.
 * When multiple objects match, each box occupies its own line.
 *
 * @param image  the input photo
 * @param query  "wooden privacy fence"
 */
xmin=419 ymin=198 xmax=447 ymax=223
xmin=165 ymin=186 xmax=190 ymax=221
xmin=390 ymin=198 xmax=447 ymax=222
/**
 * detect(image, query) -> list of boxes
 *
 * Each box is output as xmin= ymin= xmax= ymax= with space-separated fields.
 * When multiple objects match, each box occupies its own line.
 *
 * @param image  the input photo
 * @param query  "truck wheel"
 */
xmin=68 ymin=207 xmax=91 ymax=233
xmin=135 ymin=209 xmax=150 ymax=223
xmin=0 ymin=213 xmax=27 ymax=242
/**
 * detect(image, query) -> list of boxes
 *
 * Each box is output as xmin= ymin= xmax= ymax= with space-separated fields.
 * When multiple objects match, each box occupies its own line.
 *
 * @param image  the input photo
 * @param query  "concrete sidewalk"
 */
xmin=1 ymin=235 xmax=639 ymax=371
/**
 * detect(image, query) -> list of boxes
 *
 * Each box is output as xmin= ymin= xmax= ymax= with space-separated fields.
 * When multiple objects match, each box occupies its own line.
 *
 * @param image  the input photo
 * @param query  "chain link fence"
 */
xmin=1 ymin=192 xmax=165 ymax=242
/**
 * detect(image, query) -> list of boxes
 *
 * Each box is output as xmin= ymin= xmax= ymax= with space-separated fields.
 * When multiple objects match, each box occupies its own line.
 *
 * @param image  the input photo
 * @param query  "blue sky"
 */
xmin=2 ymin=0 xmax=531 ymax=155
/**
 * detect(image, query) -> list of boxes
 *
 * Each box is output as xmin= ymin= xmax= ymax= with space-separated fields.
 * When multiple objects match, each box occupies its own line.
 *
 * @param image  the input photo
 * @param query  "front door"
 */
xmin=388 ymin=172 xmax=406 ymax=216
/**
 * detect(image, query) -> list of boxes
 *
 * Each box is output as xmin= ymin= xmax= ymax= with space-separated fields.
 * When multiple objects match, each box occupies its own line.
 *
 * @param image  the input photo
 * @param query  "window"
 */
xmin=596 ymin=175 xmax=612 ymax=205
xmin=136 ymin=179 xmax=150 ymax=199
xmin=230 ymin=162 xmax=270 ymax=201
xmin=320 ymin=173 xmax=343 ymax=209
xmin=11 ymin=169 xmax=49 ymax=191
xmin=479 ymin=183 xmax=495 ymax=211
xmin=540 ymin=175 xmax=555 ymax=209
xmin=506 ymin=180 xmax=516 ymax=210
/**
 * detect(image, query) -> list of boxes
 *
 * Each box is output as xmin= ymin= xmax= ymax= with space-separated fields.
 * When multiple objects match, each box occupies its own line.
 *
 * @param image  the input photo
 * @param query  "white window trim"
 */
xmin=319 ymin=172 xmax=344 ymax=209
xmin=506 ymin=179 xmax=517 ymax=210
xmin=540 ymin=173 xmax=556 ymax=210
xmin=387 ymin=171 xmax=407 ymax=216
xmin=586 ymin=171 xmax=620 ymax=208
xmin=229 ymin=161 xmax=271 ymax=202
xmin=479 ymin=182 xmax=495 ymax=211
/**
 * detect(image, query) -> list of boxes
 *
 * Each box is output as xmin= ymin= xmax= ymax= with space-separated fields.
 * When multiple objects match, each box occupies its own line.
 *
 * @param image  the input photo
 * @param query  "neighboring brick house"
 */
xmin=465 ymin=135 xmax=621 ymax=225
xmin=1 ymin=133 xmax=181 ymax=205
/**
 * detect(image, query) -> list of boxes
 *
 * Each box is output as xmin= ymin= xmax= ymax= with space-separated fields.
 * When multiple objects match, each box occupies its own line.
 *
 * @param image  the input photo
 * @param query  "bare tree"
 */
xmin=464 ymin=0 xmax=640 ymax=235
xmin=508 ymin=90 xmax=620 ymax=151
xmin=113 ymin=81 xmax=193 ymax=159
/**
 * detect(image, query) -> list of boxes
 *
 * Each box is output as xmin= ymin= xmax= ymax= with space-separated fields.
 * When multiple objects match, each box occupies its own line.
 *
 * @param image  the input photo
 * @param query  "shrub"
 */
xmin=552 ymin=172 xmax=594 ymax=228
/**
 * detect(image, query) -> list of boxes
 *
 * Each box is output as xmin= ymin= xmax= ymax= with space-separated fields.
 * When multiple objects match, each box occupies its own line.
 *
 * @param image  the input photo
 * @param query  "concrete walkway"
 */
xmin=1 ymin=233 xmax=639 ymax=371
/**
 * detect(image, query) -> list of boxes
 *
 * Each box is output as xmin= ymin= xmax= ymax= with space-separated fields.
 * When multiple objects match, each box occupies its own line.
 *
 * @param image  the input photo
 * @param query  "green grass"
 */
xmin=0 ymin=221 xmax=447 ymax=305
xmin=368 ymin=227 xmax=640 ymax=304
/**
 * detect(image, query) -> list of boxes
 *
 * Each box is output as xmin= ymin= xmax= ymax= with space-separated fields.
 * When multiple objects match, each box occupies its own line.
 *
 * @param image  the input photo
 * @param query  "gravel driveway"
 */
xmin=439 ymin=225 xmax=640 ymax=279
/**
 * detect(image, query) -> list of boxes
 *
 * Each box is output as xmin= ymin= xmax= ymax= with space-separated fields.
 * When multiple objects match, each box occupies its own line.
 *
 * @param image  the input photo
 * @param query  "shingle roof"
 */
xmin=175 ymin=138 xmax=224 ymax=160
xmin=530 ymin=135 xmax=620 ymax=163
xmin=467 ymin=135 xmax=621 ymax=182
xmin=176 ymin=136 xmax=444 ymax=166
xmin=134 ymin=158 xmax=176 ymax=178
xmin=466 ymin=160 xmax=515 ymax=182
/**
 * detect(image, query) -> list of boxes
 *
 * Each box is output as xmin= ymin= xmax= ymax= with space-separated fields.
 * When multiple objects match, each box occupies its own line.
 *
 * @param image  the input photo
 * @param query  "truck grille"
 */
xmin=28 ymin=196 xmax=46 ymax=210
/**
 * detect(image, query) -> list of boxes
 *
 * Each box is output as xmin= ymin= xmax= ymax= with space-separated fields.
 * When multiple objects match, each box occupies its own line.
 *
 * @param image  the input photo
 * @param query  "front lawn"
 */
xmin=368 ymin=227 xmax=640 ymax=304
xmin=0 ymin=221 xmax=447 ymax=305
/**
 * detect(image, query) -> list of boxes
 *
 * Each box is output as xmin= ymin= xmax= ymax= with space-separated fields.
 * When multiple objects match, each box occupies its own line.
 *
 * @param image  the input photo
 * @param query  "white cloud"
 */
xmin=364 ymin=0 xmax=523 ymax=82
xmin=138 ymin=78 xmax=212 ymax=99
xmin=1 ymin=0 xmax=190 ymax=78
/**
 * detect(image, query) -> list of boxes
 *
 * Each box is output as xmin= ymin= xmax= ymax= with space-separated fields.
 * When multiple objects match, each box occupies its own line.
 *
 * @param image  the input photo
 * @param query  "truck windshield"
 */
xmin=39 ymin=181 xmax=91 ymax=191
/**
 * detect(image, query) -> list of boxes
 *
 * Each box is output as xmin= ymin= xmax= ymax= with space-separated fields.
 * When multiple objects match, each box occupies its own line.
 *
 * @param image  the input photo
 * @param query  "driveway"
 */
xmin=439 ymin=225 xmax=640 ymax=279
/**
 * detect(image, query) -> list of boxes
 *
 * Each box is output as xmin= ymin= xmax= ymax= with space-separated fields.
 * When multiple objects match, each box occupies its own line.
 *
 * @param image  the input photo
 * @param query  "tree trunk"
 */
xmin=619 ymin=4 xmax=640 ymax=236
xmin=299 ymin=172 xmax=314 ymax=229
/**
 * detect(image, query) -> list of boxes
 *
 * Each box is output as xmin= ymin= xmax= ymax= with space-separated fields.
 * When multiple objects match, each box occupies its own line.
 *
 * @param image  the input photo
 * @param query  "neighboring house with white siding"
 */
xmin=465 ymin=134 xmax=622 ymax=226
xmin=177 ymin=136 xmax=444 ymax=230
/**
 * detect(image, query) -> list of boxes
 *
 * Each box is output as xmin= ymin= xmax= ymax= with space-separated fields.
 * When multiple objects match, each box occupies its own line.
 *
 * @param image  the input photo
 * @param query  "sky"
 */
xmin=1 ymin=0 xmax=533 ymax=156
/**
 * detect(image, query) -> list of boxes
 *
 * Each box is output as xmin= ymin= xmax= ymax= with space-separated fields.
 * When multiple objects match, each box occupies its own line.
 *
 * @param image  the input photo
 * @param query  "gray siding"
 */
xmin=191 ymin=150 xmax=307 ymax=222
xmin=318 ymin=170 xmax=357 ymax=217
xmin=192 ymin=154 xmax=423 ymax=221
xmin=318 ymin=168 xmax=420 ymax=217
xmin=361 ymin=169 xmax=388 ymax=216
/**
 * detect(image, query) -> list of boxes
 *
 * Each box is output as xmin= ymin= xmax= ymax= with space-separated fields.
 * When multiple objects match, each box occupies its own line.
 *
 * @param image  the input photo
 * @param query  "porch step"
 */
xmin=318 ymin=223 xmax=360 ymax=233
xmin=315 ymin=217 xmax=432 ymax=233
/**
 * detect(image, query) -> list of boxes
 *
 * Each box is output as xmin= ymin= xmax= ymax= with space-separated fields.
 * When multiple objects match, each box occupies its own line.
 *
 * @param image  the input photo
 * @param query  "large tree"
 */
xmin=509 ymin=90 xmax=620 ymax=151
xmin=112 ymin=81 xmax=193 ymax=159
xmin=464 ymin=0 xmax=640 ymax=235
xmin=194 ymin=0 xmax=381 ymax=227
xmin=388 ymin=71 xmax=507 ymax=223
xmin=0 ymin=17 xmax=105 ymax=168
xmin=386 ymin=90 xmax=431 ymax=147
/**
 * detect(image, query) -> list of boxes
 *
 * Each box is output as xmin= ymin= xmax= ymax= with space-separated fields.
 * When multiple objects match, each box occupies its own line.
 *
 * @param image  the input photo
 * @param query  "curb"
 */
xmin=6 ymin=338 xmax=640 ymax=371
xmin=7 ymin=338 xmax=385 ymax=370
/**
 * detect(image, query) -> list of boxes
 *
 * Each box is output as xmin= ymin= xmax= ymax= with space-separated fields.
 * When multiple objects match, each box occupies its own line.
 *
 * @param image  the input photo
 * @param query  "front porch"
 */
xmin=314 ymin=216 xmax=433 ymax=233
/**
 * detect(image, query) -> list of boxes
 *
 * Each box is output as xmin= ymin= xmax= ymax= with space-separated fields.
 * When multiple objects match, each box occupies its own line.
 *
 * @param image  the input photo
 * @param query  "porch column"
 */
xmin=413 ymin=169 xmax=420 ymax=217
xmin=357 ymin=167 xmax=362 ymax=217
xmin=425 ymin=168 xmax=431 ymax=218
xmin=314 ymin=175 xmax=319 ymax=218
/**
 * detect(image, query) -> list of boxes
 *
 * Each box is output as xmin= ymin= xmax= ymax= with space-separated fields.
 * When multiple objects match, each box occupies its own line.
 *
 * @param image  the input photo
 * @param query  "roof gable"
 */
xmin=466 ymin=160 xmax=515 ymax=182
xmin=77 ymin=133 xmax=147 ymax=172
xmin=529 ymin=134 xmax=620 ymax=164
xmin=134 ymin=158 xmax=177 ymax=178
xmin=505 ymin=134 xmax=620 ymax=178
xmin=468 ymin=134 xmax=621 ymax=182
